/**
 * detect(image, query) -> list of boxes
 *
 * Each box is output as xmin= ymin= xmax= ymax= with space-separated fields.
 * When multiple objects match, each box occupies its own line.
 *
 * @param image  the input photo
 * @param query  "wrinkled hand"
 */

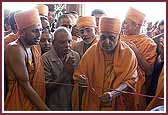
xmin=99 ymin=92 xmax=113 ymax=103
xmin=77 ymin=74 xmax=88 ymax=86
xmin=63 ymin=56 xmax=75 ymax=74
xmin=126 ymin=41 xmax=139 ymax=54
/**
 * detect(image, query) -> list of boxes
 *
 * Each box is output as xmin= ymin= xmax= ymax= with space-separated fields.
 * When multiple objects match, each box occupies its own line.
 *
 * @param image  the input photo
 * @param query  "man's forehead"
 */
xmin=42 ymin=34 xmax=52 ymax=40
xmin=100 ymin=32 xmax=118 ymax=36
xmin=55 ymin=31 xmax=68 ymax=37
xmin=124 ymin=18 xmax=137 ymax=25
xmin=26 ymin=24 xmax=42 ymax=30
xmin=80 ymin=26 xmax=95 ymax=30
xmin=60 ymin=18 xmax=72 ymax=23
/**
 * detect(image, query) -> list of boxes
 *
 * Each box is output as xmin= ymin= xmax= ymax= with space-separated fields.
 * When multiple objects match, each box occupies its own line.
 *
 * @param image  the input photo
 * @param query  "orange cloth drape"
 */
xmin=4 ymin=32 xmax=19 ymax=49
xmin=72 ymin=40 xmax=138 ymax=111
xmin=146 ymin=67 xmax=164 ymax=110
xmin=5 ymin=45 xmax=45 ymax=111
xmin=120 ymin=34 xmax=157 ymax=110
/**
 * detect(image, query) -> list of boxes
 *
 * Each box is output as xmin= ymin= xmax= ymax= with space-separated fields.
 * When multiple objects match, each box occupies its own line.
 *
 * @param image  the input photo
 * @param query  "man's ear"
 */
xmin=14 ymin=24 xmax=18 ymax=34
xmin=19 ymin=29 xmax=25 ymax=37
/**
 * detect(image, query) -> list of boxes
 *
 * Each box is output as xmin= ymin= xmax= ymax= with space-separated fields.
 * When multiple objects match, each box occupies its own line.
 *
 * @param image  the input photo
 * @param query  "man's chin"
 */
xmin=83 ymin=39 xmax=93 ymax=44
xmin=33 ymin=41 xmax=40 ymax=45
xmin=103 ymin=48 xmax=114 ymax=53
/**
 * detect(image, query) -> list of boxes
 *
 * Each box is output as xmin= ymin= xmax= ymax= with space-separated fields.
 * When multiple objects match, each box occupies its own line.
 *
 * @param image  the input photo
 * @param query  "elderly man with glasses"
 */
xmin=72 ymin=17 xmax=138 ymax=111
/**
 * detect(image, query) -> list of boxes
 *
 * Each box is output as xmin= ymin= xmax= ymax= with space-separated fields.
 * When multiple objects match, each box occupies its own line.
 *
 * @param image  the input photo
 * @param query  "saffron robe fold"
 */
xmin=120 ymin=34 xmax=157 ymax=110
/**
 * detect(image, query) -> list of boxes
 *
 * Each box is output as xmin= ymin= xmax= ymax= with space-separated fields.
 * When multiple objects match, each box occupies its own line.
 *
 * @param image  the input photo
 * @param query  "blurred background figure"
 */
xmin=91 ymin=9 xmax=106 ymax=34
xmin=45 ymin=4 xmax=57 ymax=32
xmin=35 ymin=4 xmax=50 ymax=32
xmin=4 ymin=9 xmax=12 ymax=36
xmin=39 ymin=30 xmax=53 ymax=54
xmin=91 ymin=9 xmax=106 ymax=27
xmin=152 ymin=20 xmax=164 ymax=37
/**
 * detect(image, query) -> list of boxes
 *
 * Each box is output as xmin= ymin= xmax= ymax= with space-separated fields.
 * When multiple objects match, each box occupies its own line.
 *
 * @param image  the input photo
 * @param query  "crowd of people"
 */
xmin=4 ymin=4 xmax=164 ymax=111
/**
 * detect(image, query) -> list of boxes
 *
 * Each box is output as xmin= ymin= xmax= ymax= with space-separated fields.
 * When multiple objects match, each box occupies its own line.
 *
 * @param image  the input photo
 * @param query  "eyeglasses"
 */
xmin=31 ymin=28 xmax=43 ymax=33
xmin=100 ymin=34 xmax=117 ymax=41
xmin=79 ymin=28 xmax=93 ymax=34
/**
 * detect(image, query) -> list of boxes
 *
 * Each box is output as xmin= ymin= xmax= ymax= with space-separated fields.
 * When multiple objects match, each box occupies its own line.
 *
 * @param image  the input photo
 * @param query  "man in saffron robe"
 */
xmin=72 ymin=16 xmax=98 ymax=58
xmin=120 ymin=7 xmax=157 ymax=110
xmin=4 ymin=9 xmax=49 ymax=111
xmin=72 ymin=17 xmax=138 ymax=111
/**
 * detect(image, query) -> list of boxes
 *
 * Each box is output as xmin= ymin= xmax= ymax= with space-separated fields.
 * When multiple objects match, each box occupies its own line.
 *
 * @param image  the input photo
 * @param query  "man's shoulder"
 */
xmin=42 ymin=50 xmax=52 ymax=58
xmin=142 ymin=35 xmax=157 ymax=46
xmin=5 ymin=43 xmax=26 ymax=62
xmin=42 ymin=48 xmax=57 ymax=61
xmin=5 ymin=42 xmax=22 ymax=53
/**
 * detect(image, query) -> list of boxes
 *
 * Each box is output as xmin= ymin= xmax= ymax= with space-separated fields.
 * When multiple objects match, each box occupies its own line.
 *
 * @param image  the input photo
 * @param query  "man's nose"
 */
xmin=83 ymin=30 xmax=88 ymax=36
xmin=45 ymin=40 xmax=49 ymax=45
xmin=104 ymin=38 xmax=110 ymax=44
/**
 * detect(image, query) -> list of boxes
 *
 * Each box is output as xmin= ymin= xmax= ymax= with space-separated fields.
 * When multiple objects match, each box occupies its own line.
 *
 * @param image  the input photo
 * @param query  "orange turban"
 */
xmin=35 ymin=4 xmax=49 ymax=17
xmin=14 ymin=9 xmax=41 ymax=30
xmin=76 ymin=16 xmax=96 ymax=29
xmin=99 ymin=17 xmax=121 ymax=34
xmin=126 ymin=7 xmax=145 ymax=25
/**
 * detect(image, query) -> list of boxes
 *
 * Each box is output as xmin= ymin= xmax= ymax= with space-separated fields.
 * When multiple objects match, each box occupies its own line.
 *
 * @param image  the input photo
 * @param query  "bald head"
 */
xmin=54 ymin=27 xmax=72 ymax=41
xmin=53 ymin=27 xmax=72 ymax=56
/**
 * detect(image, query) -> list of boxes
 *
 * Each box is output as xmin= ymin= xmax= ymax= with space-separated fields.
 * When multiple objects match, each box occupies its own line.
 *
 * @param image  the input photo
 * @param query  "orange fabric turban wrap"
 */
xmin=14 ymin=9 xmax=41 ymax=30
xmin=35 ymin=4 xmax=49 ymax=17
xmin=76 ymin=16 xmax=96 ymax=29
xmin=99 ymin=17 xmax=121 ymax=34
xmin=126 ymin=7 xmax=145 ymax=25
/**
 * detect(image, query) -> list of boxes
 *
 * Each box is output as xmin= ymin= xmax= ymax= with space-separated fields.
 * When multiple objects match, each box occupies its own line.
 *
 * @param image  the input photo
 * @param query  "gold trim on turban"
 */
xmin=14 ymin=9 xmax=41 ymax=30
xmin=35 ymin=4 xmax=49 ymax=17
xmin=76 ymin=16 xmax=96 ymax=29
xmin=126 ymin=7 xmax=145 ymax=25
xmin=99 ymin=17 xmax=121 ymax=34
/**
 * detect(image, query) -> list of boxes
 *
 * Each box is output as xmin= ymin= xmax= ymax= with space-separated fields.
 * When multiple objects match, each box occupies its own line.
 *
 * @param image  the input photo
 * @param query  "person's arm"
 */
xmin=134 ymin=50 xmax=154 ymax=75
xmin=6 ymin=46 xmax=49 ymax=111
xmin=99 ymin=83 xmax=128 ymax=102
xmin=126 ymin=42 xmax=154 ymax=75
